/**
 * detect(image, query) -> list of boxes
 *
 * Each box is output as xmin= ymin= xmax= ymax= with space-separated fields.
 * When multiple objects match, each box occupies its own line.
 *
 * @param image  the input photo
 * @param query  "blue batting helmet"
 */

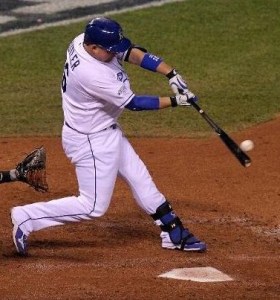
xmin=84 ymin=17 xmax=131 ymax=53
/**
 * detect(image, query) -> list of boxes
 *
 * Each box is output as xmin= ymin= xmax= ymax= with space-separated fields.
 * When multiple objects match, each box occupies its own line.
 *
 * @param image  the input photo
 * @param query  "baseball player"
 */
xmin=11 ymin=17 xmax=206 ymax=256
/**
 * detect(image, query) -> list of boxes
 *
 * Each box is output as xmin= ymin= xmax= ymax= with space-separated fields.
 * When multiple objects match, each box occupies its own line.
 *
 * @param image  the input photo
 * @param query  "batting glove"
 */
xmin=170 ymin=91 xmax=198 ymax=107
xmin=166 ymin=69 xmax=188 ymax=95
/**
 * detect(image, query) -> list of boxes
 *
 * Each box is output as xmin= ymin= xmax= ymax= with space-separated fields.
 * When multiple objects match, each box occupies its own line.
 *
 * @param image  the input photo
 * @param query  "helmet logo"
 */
xmin=119 ymin=30 xmax=123 ymax=40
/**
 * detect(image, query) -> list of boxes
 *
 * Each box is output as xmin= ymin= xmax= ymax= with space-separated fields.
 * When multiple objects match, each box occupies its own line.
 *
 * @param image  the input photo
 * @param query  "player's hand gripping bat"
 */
xmin=188 ymin=99 xmax=251 ymax=167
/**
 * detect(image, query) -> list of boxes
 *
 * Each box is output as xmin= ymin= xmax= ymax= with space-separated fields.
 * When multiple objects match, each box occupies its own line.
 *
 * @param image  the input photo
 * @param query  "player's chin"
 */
xmin=103 ymin=53 xmax=116 ymax=62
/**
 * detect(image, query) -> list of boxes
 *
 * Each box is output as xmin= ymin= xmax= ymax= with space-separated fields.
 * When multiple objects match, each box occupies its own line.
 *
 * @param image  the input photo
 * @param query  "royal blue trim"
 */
xmin=87 ymin=135 xmax=97 ymax=214
xmin=120 ymin=93 xmax=135 ymax=108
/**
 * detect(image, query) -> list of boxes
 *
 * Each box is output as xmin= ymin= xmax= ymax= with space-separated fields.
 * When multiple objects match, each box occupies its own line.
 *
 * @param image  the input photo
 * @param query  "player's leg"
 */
xmin=118 ymin=138 xmax=165 ymax=213
xmin=118 ymin=136 xmax=206 ymax=252
xmin=151 ymin=201 xmax=206 ymax=252
xmin=0 ymin=169 xmax=17 ymax=184
xmin=11 ymin=126 xmax=122 ymax=254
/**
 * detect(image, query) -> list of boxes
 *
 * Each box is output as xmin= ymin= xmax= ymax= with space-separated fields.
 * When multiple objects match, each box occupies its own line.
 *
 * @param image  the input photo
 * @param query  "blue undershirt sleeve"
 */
xmin=125 ymin=95 xmax=160 ymax=111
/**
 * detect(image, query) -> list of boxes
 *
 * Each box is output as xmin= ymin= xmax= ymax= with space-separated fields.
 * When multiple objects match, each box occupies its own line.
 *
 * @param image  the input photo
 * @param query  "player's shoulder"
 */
xmin=74 ymin=33 xmax=84 ymax=44
xmin=70 ymin=33 xmax=84 ymax=51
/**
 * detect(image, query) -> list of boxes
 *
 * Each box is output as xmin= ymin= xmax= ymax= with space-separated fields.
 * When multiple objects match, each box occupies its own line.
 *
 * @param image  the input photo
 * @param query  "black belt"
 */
xmin=105 ymin=124 xmax=117 ymax=130
xmin=65 ymin=122 xmax=117 ymax=134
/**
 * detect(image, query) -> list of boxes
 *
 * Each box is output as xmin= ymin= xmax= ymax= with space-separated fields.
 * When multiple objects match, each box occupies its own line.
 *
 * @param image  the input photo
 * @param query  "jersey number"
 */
xmin=61 ymin=63 xmax=69 ymax=93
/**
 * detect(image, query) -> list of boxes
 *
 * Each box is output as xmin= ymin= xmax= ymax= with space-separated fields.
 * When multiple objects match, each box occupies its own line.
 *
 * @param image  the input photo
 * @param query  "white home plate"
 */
xmin=158 ymin=267 xmax=233 ymax=282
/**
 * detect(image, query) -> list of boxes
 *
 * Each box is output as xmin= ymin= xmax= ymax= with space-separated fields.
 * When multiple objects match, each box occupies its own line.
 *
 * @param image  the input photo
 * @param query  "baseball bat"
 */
xmin=188 ymin=99 xmax=251 ymax=167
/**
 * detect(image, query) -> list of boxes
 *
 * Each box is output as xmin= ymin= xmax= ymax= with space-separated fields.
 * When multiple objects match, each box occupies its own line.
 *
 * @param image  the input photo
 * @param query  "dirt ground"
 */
xmin=0 ymin=118 xmax=279 ymax=300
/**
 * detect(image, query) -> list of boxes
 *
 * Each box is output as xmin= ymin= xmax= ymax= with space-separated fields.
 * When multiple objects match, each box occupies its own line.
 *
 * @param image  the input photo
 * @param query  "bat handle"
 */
xmin=188 ymin=98 xmax=202 ymax=112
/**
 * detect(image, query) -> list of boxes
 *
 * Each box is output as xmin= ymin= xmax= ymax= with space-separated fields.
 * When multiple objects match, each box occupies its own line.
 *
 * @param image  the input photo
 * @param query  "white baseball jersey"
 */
xmin=62 ymin=33 xmax=135 ymax=134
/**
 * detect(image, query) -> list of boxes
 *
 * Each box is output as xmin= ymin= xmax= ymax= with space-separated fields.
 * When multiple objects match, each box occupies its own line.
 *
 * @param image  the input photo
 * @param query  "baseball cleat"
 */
xmin=161 ymin=232 xmax=207 ymax=252
xmin=11 ymin=211 xmax=28 ymax=256
xmin=180 ymin=241 xmax=207 ymax=252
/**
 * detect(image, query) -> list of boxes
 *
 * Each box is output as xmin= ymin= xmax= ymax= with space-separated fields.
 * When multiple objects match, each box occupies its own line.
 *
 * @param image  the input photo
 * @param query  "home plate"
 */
xmin=158 ymin=267 xmax=233 ymax=282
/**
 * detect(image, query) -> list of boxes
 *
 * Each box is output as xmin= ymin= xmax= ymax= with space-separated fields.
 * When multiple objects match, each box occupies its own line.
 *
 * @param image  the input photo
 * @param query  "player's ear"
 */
xmin=91 ymin=44 xmax=99 ymax=53
xmin=84 ymin=44 xmax=97 ymax=55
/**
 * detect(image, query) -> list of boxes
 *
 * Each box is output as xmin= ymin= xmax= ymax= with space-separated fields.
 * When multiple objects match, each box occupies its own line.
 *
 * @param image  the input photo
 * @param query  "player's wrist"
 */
xmin=166 ymin=69 xmax=177 ymax=79
xmin=170 ymin=96 xmax=178 ymax=107
xmin=0 ymin=171 xmax=13 ymax=183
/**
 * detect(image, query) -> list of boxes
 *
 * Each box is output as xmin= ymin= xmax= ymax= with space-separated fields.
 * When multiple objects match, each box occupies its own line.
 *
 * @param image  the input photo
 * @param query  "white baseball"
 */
xmin=240 ymin=140 xmax=254 ymax=152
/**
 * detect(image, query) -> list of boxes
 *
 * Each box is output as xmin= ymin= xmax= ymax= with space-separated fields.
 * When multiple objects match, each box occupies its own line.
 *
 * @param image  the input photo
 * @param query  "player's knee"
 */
xmin=79 ymin=194 xmax=110 ymax=217
xmin=88 ymin=208 xmax=106 ymax=218
xmin=151 ymin=201 xmax=186 ymax=245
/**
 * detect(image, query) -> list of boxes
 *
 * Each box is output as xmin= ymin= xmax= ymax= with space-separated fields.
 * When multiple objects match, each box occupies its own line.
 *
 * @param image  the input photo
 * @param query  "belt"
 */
xmin=104 ymin=124 xmax=117 ymax=130
xmin=64 ymin=122 xmax=117 ymax=134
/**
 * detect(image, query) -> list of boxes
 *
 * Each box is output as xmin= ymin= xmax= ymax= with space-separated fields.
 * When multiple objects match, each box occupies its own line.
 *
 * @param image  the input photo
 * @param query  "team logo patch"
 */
xmin=117 ymin=72 xmax=123 ymax=82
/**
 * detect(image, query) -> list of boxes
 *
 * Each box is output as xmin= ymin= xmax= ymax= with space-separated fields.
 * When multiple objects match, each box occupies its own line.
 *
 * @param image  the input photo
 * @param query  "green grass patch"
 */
xmin=0 ymin=0 xmax=279 ymax=137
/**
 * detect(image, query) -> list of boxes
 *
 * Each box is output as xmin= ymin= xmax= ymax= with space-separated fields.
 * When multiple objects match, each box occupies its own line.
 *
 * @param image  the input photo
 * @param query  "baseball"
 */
xmin=240 ymin=140 xmax=254 ymax=152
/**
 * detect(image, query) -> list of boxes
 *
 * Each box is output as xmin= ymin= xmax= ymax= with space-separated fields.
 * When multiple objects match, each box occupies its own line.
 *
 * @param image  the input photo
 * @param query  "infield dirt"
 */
xmin=0 ymin=117 xmax=279 ymax=299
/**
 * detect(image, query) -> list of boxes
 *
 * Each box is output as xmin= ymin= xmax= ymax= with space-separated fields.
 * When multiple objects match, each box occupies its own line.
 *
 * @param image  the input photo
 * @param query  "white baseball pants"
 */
xmin=13 ymin=125 xmax=166 ymax=235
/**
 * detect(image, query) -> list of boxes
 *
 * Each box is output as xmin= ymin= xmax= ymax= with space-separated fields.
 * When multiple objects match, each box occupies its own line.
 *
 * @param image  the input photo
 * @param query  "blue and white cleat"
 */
xmin=11 ymin=210 xmax=28 ymax=256
xmin=161 ymin=231 xmax=207 ymax=252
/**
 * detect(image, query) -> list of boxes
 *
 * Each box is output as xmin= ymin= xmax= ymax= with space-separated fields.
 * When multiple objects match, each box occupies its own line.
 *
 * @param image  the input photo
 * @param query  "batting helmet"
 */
xmin=84 ymin=17 xmax=131 ymax=53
